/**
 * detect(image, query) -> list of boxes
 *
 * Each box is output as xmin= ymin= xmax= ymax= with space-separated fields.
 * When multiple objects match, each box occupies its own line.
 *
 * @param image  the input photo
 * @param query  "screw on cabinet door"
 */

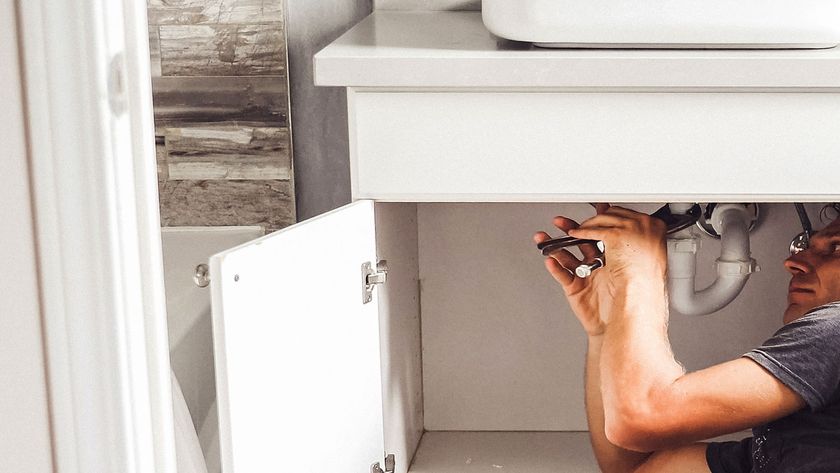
xmin=371 ymin=462 xmax=384 ymax=473
xmin=193 ymin=263 xmax=210 ymax=288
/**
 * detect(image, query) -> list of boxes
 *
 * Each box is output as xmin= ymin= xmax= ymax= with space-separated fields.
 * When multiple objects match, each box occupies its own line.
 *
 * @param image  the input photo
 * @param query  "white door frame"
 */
xmin=15 ymin=0 xmax=175 ymax=471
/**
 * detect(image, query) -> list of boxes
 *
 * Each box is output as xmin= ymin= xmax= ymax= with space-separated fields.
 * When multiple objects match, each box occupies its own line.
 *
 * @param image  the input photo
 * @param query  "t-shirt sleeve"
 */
xmin=706 ymin=438 xmax=753 ymax=473
xmin=743 ymin=302 xmax=840 ymax=411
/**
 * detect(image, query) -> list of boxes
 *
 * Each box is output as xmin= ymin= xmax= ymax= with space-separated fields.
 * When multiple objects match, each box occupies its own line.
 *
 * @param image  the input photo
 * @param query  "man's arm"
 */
xmin=587 ymin=335 xmax=715 ymax=473
xmin=585 ymin=335 xmax=651 ymax=472
xmin=598 ymin=256 xmax=806 ymax=452
xmin=535 ymin=213 xmax=654 ymax=471
xmin=570 ymin=208 xmax=806 ymax=453
xmin=634 ymin=444 xmax=711 ymax=472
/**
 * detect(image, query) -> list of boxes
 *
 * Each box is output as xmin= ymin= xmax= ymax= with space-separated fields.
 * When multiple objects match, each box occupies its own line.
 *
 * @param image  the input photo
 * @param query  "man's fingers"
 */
xmin=552 ymin=216 xmax=580 ymax=233
xmin=544 ymin=257 xmax=574 ymax=287
xmin=537 ymin=231 xmax=579 ymax=287
xmin=533 ymin=231 xmax=552 ymax=244
xmin=548 ymin=248 xmax=583 ymax=271
xmin=576 ymin=213 xmax=629 ymax=230
xmin=536 ymin=231 xmax=591 ymax=263
xmin=603 ymin=205 xmax=640 ymax=218
xmin=567 ymin=226 xmax=616 ymax=242
xmin=551 ymin=216 xmax=602 ymax=260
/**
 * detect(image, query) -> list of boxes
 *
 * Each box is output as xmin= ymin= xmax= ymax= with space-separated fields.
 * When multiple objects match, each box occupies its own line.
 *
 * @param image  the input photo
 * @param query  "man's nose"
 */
xmin=784 ymin=253 xmax=813 ymax=274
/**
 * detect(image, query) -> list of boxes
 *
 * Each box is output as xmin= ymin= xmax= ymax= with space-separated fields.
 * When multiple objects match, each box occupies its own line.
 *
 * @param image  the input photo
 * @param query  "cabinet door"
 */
xmin=209 ymin=200 xmax=385 ymax=472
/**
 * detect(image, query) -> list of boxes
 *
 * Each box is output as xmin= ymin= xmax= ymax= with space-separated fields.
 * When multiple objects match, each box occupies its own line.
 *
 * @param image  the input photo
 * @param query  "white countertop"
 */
xmin=314 ymin=11 xmax=840 ymax=89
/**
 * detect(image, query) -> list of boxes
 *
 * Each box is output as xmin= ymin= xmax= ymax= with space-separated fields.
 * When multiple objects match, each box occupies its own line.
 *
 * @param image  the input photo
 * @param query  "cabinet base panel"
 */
xmin=407 ymin=430 xmax=751 ymax=471
xmin=408 ymin=431 xmax=599 ymax=472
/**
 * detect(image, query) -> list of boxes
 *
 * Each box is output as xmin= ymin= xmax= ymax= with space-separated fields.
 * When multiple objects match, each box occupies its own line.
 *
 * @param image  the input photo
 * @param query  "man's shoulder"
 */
xmin=808 ymin=300 xmax=840 ymax=313
xmin=790 ymin=301 xmax=840 ymax=327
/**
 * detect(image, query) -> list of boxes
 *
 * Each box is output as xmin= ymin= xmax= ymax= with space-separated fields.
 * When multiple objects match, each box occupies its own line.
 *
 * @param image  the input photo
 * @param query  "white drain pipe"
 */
xmin=666 ymin=204 xmax=759 ymax=316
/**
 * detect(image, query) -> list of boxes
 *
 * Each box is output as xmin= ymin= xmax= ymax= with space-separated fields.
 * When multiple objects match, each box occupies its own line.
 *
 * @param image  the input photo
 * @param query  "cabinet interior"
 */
xmin=373 ymin=202 xmax=828 ymax=472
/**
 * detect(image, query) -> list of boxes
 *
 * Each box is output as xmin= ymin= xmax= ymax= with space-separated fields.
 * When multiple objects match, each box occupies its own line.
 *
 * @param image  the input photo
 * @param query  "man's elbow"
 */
xmin=604 ymin=404 xmax=667 ymax=453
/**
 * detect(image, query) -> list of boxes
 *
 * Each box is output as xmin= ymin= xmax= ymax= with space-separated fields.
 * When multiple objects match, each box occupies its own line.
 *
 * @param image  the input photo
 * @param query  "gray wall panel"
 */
xmin=286 ymin=0 xmax=373 ymax=220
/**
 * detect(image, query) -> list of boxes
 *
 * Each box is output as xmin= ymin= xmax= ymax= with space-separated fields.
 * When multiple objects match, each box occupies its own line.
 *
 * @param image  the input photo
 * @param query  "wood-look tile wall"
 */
xmin=149 ymin=0 xmax=295 ymax=232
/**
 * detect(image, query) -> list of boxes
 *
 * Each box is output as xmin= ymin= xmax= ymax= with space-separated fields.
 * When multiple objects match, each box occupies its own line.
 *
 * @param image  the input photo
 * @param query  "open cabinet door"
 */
xmin=209 ymin=200 xmax=386 ymax=472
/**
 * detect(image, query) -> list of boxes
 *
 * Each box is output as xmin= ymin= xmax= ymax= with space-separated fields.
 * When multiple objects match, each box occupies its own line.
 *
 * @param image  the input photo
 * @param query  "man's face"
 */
xmin=783 ymin=217 xmax=840 ymax=324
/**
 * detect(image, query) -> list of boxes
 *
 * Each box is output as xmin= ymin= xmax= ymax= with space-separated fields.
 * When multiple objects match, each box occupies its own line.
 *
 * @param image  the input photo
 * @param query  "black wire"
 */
xmin=794 ymin=203 xmax=813 ymax=236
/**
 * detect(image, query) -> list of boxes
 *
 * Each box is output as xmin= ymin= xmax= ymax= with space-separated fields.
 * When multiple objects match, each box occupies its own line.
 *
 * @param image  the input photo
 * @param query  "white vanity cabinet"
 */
xmin=210 ymin=200 xmax=615 ymax=473
xmin=208 ymin=11 xmax=840 ymax=473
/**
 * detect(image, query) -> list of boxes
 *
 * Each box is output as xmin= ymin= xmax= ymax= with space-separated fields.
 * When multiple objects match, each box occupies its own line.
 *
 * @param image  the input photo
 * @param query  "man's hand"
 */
xmin=567 ymin=205 xmax=669 ymax=290
xmin=533 ymin=203 xmax=615 ymax=337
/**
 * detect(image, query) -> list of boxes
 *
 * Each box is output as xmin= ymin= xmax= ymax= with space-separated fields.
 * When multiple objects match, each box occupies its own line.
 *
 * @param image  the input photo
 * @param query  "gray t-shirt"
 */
xmin=706 ymin=301 xmax=840 ymax=472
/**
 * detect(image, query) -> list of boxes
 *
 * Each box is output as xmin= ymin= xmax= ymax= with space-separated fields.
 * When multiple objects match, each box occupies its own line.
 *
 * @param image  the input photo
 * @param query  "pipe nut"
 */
xmin=667 ymin=237 xmax=698 ymax=254
xmin=716 ymin=258 xmax=759 ymax=276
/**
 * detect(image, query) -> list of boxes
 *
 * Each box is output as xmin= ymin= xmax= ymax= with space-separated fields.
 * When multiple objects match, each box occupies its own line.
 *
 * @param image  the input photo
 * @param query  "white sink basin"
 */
xmin=482 ymin=0 xmax=840 ymax=49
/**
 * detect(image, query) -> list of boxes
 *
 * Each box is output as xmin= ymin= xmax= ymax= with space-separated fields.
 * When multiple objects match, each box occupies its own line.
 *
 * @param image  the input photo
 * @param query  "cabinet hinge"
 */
xmin=370 ymin=453 xmax=395 ymax=473
xmin=362 ymin=260 xmax=388 ymax=304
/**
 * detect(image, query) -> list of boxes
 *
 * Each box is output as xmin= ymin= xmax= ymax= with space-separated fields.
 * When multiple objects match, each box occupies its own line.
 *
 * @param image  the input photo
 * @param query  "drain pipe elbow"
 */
xmin=667 ymin=204 xmax=759 ymax=316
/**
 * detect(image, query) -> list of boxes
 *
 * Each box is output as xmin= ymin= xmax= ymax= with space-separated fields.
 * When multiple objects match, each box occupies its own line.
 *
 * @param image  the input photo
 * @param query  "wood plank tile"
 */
xmin=158 ymin=179 xmax=295 ymax=232
xmin=149 ymin=26 xmax=162 ymax=77
xmin=159 ymin=24 xmax=285 ymax=76
xmin=152 ymin=76 xmax=287 ymax=126
xmin=148 ymin=0 xmax=284 ymax=25
xmin=156 ymin=141 xmax=169 ymax=180
xmin=164 ymin=125 xmax=291 ymax=180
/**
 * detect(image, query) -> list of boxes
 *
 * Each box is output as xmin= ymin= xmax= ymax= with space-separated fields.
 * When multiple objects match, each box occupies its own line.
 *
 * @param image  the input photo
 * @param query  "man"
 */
xmin=533 ymin=204 xmax=840 ymax=472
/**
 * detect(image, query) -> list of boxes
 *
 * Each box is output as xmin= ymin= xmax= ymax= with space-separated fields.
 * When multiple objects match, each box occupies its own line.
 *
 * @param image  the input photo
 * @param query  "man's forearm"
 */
xmin=599 ymin=280 xmax=685 ymax=450
xmin=586 ymin=336 xmax=651 ymax=472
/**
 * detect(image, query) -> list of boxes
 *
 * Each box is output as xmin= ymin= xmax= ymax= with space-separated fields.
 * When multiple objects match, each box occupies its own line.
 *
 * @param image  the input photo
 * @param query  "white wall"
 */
xmin=416 ymin=202 xmax=829 ymax=431
xmin=0 ymin=0 xmax=55 ymax=470
xmin=375 ymin=0 xmax=479 ymax=10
